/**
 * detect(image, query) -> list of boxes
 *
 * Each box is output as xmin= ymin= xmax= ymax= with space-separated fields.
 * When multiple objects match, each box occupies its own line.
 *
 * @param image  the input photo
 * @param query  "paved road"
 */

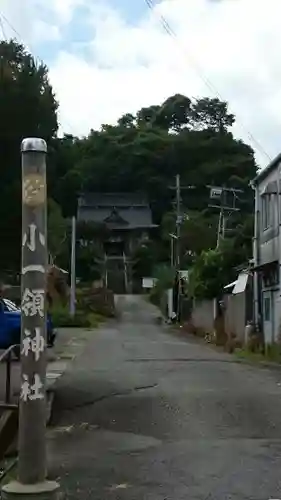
xmin=49 ymin=295 xmax=281 ymax=499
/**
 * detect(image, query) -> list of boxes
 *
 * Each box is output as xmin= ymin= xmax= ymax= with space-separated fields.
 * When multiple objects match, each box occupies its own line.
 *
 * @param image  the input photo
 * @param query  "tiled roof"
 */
xmin=77 ymin=192 xmax=156 ymax=229
xmin=78 ymin=192 xmax=148 ymax=207
xmin=78 ymin=206 xmax=154 ymax=229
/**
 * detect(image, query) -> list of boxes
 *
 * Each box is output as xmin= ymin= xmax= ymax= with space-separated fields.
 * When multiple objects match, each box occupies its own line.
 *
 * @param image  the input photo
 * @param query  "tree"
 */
xmin=157 ymin=94 xmax=191 ymax=131
xmin=0 ymin=60 xmax=257 ymax=279
xmin=135 ymin=94 xmax=192 ymax=131
xmin=74 ymin=221 xmax=108 ymax=283
xmin=131 ymin=239 xmax=168 ymax=279
xmin=0 ymin=40 xmax=58 ymax=271
xmin=118 ymin=113 xmax=136 ymax=128
xmin=48 ymin=93 xmax=256 ymax=282
xmin=76 ymin=245 xmax=103 ymax=283
xmin=47 ymin=199 xmax=68 ymax=264
xmin=188 ymin=237 xmax=250 ymax=300
xmin=190 ymin=97 xmax=235 ymax=132
xmin=161 ymin=210 xmax=218 ymax=263
xmin=188 ymin=246 xmax=229 ymax=300
xmin=136 ymin=105 xmax=161 ymax=127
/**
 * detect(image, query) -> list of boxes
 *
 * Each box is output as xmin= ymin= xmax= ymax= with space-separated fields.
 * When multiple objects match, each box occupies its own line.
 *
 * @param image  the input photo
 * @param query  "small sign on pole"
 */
xmin=210 ymin=187 xmax=222 ymax=200
xmin=142 ymin=277 xmax=155 ymax=289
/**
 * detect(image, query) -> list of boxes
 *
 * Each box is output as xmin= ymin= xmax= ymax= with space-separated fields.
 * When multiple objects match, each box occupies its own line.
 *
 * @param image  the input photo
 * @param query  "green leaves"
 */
xmin=189 ymin=97 xmax=235 ymax=132
xmin=188 ymin=236 xmax=250 ymax=300
xmin=0 ymin=40 xmax=58 ymax=272
xmin=0 ymin=40 xmax=257 ymax=282
xmin=47 ymin=199 xmax=67 ymax=262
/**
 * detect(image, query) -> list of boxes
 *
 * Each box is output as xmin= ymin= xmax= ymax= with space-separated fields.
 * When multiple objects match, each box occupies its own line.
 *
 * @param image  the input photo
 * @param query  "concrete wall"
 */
xmin=224 ymin=293 xmax=246 ymax=342
xmin=192 ymin=292 xmax=248 ymax=343
xmin=192 ymin=299 xmax=215 ymax=333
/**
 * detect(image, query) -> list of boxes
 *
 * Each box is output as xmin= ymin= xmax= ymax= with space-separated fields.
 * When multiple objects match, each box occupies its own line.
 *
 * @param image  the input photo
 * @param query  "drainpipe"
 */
xmin=277 ymin=165 xmax=281 ymax=324
xmin=104 ymin=253 xmax=108 ymax=288
xmin=123 ymin=252 xmax=128 ymax=293
xmin=251 ymin=180 xmax=260 ymax=329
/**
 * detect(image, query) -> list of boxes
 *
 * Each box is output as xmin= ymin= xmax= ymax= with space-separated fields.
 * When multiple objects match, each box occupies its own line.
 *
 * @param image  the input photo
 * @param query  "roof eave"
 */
xmin=252 ymin=152 xmax=281 ymax=186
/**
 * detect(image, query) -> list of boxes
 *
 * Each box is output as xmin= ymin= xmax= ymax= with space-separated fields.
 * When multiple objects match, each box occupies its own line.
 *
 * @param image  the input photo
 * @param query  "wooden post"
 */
xmin=2 ymin=138 xmax=59 ymax=499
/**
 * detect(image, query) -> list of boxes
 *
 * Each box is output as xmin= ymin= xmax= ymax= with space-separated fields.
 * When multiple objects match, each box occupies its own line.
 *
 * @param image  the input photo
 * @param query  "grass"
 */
xmin=235 ymin=349 xmax=265 ymax=363
xmin=235 ymin=343 xmax=281 ymax=365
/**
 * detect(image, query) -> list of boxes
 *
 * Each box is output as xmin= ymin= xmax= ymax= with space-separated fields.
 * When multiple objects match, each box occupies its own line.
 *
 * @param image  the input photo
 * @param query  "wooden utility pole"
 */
xmin=169 ymin=175 xmax=194 ymax=321
xmin=208 ymin=185 xmax=242 ymax=248
xmin=2 ymin=138 xmax=59 ymax=499
xmin=170 ymin=174 xmax=194 ymax=270
xmin=175 ymin=174 xmax=181 ymax=269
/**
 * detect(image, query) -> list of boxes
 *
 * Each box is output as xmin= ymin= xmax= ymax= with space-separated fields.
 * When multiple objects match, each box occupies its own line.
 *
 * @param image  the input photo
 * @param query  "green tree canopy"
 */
xmin=0 ymin=40 xmax=58 ymax=271
xmin=51 ymin=94 xmax=256 ymax=224
xmin=188 ymin=237 xmax=250 ymax=300
xmin=0 ymin=40 xmax=257 ymax=280
xmin=47 ymin=199 xmax=68 ymax=264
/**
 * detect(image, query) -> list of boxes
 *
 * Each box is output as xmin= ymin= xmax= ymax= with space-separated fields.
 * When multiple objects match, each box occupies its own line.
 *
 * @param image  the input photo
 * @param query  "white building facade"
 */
xmin=252 ymin=154 xmax=281 ymax=344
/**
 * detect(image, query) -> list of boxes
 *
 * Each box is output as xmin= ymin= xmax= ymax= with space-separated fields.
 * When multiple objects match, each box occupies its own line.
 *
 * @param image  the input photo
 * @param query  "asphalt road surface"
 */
xmin=49 ymin=295 xmax=281 ymax=499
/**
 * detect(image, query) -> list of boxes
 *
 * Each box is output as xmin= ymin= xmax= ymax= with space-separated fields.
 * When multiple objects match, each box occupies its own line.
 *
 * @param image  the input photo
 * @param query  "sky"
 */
xmin=0 ymin=0 xmax=281 ymax=168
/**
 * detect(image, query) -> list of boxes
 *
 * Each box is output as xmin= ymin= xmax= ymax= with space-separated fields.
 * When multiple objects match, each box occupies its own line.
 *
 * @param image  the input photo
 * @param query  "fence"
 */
xmin=0 ymin=345 xmax=19 ymax=406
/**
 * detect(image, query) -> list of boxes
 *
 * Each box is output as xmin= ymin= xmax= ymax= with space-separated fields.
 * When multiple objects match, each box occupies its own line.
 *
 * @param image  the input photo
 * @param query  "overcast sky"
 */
xmin=1 ymin=0 xmax=281 ymax=168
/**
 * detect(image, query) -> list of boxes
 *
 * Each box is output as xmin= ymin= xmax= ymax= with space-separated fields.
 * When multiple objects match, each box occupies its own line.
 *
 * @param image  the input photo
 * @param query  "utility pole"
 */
xmin=70 ymin=215 xmax=76 ymax=317
xmin=175 ymin=174 xmax=181 ymax=269
xmin=2 ymin=138 xmax=60 ymax=499
xmin=208 ymin=185 xmax=242 ymax=247
xmin=170 ymin=175 xmax=194 ymax=269
xmin=169 ymin=175 xmax=194 ymax=321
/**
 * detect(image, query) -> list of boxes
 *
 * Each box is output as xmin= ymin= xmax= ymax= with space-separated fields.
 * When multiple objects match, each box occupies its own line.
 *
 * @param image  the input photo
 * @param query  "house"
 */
xmin=77 ymin=192 xmax=157 ymax=293
xmin=251 ymin=154 xmax=281 ymax=344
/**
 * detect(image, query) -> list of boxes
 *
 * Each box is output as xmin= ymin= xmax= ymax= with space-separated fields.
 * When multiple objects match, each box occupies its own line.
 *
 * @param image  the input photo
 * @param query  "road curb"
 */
xmin=44 ymin=329 xmax=95 ymax=424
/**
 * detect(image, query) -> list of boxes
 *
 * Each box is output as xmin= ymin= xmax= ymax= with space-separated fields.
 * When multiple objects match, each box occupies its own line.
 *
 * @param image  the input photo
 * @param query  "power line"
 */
xmin=0 ymin=15 xmax=7 ymax=40
xmin=144 ymin=0 xmax=272 ymax=163
xmin=0 ymin=12 xmax=21 ymax=40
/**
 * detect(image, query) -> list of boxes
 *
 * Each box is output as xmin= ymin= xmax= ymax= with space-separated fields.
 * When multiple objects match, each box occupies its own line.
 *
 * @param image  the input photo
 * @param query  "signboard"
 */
xmin=179 ymin=270 xmax=189 ymax=282
xmin=210 ymin=187 xmax=222 ymax=200
xmin=142 ymin=277 xmax=156 ymax=289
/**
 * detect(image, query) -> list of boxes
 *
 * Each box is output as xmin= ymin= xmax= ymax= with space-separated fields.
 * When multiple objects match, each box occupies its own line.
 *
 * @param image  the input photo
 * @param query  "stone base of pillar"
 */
xmin=1 ymin=480 xmax=61 ymax=499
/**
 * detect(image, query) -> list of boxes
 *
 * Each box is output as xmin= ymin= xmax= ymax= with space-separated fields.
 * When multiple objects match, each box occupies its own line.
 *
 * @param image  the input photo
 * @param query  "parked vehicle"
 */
xmin=0 ymin=298 xmax=57 ymax=359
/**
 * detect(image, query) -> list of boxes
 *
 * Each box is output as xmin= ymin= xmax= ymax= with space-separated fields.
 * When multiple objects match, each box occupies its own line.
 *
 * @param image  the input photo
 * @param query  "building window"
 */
xmin=261 ymin=194 xmax=272 ymax=230
xmin=264 ymin=297 xmax=271 ymax=321
xmin=262 ymin=263 xmax=279 ymax=287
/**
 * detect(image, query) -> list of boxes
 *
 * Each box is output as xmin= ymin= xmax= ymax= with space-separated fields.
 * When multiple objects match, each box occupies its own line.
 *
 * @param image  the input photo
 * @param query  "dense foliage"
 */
xmin=0 ymin=40 xmax=257 ymax=296
xmin=0 ymin=40 xmax=58 ymax=270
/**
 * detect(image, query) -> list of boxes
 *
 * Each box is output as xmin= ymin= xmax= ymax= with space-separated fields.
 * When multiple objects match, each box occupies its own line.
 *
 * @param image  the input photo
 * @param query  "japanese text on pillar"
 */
xmin=22 ymin=224 xmax=45 ymax=274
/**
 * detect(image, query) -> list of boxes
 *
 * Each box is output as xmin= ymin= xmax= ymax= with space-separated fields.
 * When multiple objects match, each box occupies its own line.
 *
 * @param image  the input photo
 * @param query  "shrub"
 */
xmin=77 ymin=287 xmax=116 ymax=318
xmin=51 ymin=305 xmax=98 ymax=328
xmin=149 ymin=264 xmax=175 ymax=308
xmin=149 ymin=286 xmax=162 ymax=306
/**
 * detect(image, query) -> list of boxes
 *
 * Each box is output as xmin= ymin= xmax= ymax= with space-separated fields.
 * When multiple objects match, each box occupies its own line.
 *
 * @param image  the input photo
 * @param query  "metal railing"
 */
xmin=0 ymin=345 xmax=20 ymax=406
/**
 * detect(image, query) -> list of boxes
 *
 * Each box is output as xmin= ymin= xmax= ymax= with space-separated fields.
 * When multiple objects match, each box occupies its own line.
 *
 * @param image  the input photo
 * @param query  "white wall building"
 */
xmin=252 ymin=154 xmax=281 ymax=344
